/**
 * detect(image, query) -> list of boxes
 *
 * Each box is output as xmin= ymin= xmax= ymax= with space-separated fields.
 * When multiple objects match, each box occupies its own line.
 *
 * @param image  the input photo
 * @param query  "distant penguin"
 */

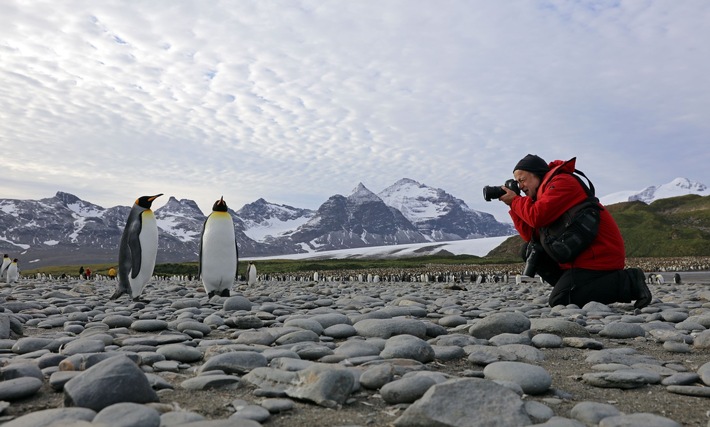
xmin=246 ymin=262 xmax=257 ymax=285
xmin=199 ymin=196 xmax=238 ymax=298
xmin=0 ymin=254 xmax=10 ymax=281
xmin=111 ymin=194 xmax=163 ymax=301
xmin=6 ymin=259 xmax=19 ymax=284
xmin=673 ymin=273 xmax=682 ymax=284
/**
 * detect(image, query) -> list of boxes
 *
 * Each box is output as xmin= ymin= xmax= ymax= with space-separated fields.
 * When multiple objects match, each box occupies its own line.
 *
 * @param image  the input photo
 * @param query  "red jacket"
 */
xmin=509 ymin=158 xmax=625 ymax=271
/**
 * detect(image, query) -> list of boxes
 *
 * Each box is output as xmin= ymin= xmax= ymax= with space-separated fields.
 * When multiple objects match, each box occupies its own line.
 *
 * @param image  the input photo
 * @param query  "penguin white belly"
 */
xmin=6 ymin=264 xmax=18 ymax=283
xmin=247 ymin=265 xmax=257 ymax=285
xmin=129 ymin=211 xmax=158 ymax=297
xmin=201 ymin=213 xmax=237 ymax=293
xmin=0 ymin=260 xmax=9 ymax=280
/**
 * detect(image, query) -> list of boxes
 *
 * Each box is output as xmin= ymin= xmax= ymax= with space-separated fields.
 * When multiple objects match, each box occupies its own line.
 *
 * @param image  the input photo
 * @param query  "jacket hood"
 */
xmin=548 ymin=157 xmax=577 ymax=174
xmin=539 ymin=157 xmax=578 ymax=191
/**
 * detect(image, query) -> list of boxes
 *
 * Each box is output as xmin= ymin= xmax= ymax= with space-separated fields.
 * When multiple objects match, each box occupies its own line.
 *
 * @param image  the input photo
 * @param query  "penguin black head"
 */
xmin=12 ymin=259 xmax=17 ymax=262
xmin=212 ymin=196 xmax=228 ymax=212
xmin=135 ymin=194 xmax=163 ymax=209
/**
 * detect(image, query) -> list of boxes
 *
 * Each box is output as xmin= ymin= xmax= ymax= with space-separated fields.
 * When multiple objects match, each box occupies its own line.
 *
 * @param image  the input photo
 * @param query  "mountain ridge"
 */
xmin=600 ymin=177 xmax=708 ymax=206
xmin=0 ymin=178 xmax=516 ymax=267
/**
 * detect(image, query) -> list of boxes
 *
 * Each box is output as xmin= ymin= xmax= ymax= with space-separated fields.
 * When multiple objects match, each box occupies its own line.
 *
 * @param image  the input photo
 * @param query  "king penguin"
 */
xmin=0 ymin=255 xmax=10 ymax=281
xmin=246 ymin=262 xmax=257 ymax=285
xmin=111 ymin=194 xmax=162 ymax=301
xmin=6 ymin=259 xmax=19 ymax=284
xmin=199 ymin=196 xmax=238 ymax=298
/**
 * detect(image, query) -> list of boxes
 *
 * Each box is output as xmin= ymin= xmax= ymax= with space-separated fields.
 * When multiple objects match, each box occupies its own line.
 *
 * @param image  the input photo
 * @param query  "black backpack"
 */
xmin=539 ymin=159 xmax=602 ymax=264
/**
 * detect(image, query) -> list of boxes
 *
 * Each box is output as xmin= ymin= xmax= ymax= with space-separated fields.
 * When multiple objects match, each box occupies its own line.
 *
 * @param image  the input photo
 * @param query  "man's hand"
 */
xmin=499 ymin=186 xmax=518 ymax=206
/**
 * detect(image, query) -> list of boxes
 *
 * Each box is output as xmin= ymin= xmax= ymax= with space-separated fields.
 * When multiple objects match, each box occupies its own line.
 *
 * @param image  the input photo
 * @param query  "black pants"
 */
xmin=521 ymin=242 xmax=633 ymax=307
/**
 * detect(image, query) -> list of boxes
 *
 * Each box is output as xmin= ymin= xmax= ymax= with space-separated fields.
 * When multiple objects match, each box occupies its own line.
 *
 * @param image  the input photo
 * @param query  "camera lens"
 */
xmin=483 ymin=186 xmax=505 ymax=202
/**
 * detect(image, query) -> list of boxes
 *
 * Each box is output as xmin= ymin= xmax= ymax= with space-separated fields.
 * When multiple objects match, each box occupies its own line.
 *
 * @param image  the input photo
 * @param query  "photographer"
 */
xmin=498 ymin=154 xmax=652 ymax=309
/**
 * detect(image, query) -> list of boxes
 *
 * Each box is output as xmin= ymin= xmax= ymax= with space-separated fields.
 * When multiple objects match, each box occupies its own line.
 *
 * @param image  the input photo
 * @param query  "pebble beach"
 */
xmin=1 ymin=269 xmax=710 ymax=427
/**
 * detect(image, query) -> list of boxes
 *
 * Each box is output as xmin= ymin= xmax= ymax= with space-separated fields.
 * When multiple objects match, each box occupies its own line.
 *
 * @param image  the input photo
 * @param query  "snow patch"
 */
xmin=156 ymin=217 xmax=200 ymax=242
xmin=0 ymin=202 xmax=18 ymax=216
xmin=69 ymin=217 xmax=87 ymax=242
xmin=0 ymin=235 xmax=31 ymax=249
xmin=67 ymin=202 xmax=104 ymax=217
xmin=243 ymin=215 xmax=312 ymax=242
xmin=244 ymin=236 xmax=509 ymax=261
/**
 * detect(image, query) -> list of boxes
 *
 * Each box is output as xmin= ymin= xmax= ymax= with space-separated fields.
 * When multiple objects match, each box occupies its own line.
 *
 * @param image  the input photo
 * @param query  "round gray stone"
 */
xmin=483 ymin=361 xmax=552 ymax=395
xmin=469 ymin=312 xmax=531 ymax=340
xmin=157 ymin=343 xmax=203 ymax=363
xmin=381 ymin=375 xmax=437 ymax=404
xmin=93 ymin=402 xmax=161 ymax=427
xmin=0 ymin=377 xmax=43 ymax=400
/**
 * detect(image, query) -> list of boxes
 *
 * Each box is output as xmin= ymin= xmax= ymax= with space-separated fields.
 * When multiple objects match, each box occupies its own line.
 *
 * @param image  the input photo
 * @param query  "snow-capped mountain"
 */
xmin=0 ymin=179 xmax=518 ymax=267
xmin=600 ymin=178 xmax=709 ymax=206
xmin=283 ymin=183 xmax=428 ymax=252
xmin=0 ymin=192 xmax=125 ymax=250
xmin=155 ymin=197 xmax=206 ymax=243
xmin=236 ymin=198 xmax=315 ymax=243
xmin=378 ymin=178 xmax=515 ymax=240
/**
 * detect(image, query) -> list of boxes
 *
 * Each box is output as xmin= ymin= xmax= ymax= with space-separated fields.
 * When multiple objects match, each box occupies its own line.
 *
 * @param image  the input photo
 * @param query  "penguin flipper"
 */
xmin=235 ymin=239 xmax=239 ymax=277
xmin=117 ymin=238 xmax=133 ymax=295
xmin=128 ymin=217 xmax=143 ymax=280
xmin=198 ymin=216 xmax=208 ymax=279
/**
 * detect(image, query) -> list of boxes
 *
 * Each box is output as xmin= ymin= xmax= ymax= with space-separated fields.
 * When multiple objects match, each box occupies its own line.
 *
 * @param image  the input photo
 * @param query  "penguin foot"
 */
xmin=220 ymin=289 xmax=230 ymax=297
xmin=109 ymin=289 xmax=125 ymax=300
xmin=132 ymin=296 xmax=149 ymax=303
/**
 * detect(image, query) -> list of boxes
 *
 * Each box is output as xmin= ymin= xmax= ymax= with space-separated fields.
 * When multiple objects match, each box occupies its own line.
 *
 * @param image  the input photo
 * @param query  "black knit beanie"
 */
xmin=513 ymin=154 xmax=549 ymax=178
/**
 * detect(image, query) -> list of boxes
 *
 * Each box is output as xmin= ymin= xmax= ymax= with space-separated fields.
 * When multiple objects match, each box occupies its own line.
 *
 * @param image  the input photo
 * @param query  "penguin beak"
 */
xmin=136 ymin=193 xmax=163 ymax=208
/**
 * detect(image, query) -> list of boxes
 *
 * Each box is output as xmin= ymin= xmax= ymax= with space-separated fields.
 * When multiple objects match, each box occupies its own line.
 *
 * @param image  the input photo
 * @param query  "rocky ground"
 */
xmin=0 ymin=269 xmax=710 ymax=426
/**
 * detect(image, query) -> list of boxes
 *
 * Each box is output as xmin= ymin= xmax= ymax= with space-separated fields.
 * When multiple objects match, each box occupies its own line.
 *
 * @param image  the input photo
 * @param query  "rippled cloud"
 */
xmin=1 ymin=0 xmax=708 ymax=221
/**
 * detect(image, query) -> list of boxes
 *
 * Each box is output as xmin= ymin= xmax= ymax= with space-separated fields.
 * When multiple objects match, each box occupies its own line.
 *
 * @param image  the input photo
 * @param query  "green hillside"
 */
xmin=488 ymin=194 xmax=710 ymax=260
xmin=608 ymin=195 xmax=710 ymax=257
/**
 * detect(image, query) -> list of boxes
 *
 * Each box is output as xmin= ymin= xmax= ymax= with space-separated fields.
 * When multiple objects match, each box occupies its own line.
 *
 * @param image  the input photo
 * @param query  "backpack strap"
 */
xmin=544 ymin=157 xmax=596 ymax=198
xmin=571 ymin=168 xmax=595 ymax=197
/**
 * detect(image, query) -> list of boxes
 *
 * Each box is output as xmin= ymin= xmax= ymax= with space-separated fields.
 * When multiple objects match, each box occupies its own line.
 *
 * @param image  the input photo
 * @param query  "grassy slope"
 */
xmin=609 ymin=195 xmax=710 ymax=257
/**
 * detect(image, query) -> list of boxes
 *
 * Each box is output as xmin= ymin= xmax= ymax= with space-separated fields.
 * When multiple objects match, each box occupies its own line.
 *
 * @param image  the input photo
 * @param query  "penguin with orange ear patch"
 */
xmin=111 ymin=194 xmax=162 ymax=301
xmin=199 ymin=196 xmax=238 ymax=298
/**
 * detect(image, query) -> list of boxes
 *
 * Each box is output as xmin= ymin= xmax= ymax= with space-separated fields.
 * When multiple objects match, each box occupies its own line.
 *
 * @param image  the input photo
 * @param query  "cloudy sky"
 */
xmin=2 ymin=1 xmax=708 ymax=222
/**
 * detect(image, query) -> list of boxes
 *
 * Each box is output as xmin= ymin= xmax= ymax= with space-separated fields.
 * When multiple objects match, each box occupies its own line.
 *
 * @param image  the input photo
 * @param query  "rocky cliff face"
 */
xmin=378 ymin=178 xmax=515 ymax=240
xmin=284 ymin=184 xmax=427 ymax=252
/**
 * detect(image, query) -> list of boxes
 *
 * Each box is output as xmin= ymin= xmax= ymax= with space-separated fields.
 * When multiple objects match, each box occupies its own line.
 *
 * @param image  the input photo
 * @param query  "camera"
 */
xmin=522 ymin=242 xmax=541 ymax=278
xmin=483 ymin=179 xmax=520 ymax=201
